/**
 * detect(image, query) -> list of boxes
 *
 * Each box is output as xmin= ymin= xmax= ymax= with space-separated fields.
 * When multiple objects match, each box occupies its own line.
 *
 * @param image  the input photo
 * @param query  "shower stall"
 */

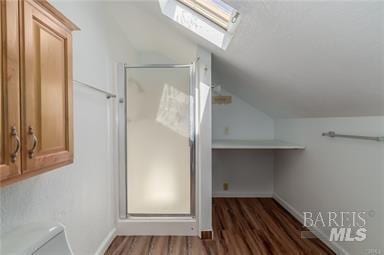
xmin=117 ymin=63 xmax=197 ymax=229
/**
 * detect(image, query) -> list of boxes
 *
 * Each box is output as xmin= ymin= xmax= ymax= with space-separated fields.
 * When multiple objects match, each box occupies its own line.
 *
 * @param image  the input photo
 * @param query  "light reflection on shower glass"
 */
xmin=156 ymin=83 xmax=189 ymax=138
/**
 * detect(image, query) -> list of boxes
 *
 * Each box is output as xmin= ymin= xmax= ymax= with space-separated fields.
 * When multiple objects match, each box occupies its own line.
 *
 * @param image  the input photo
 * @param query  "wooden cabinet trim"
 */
xmin=29 ymin=0 xmax=79 ymax=31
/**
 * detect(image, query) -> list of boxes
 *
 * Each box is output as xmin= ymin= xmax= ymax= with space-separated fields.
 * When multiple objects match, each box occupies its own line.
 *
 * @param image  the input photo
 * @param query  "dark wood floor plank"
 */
xmin=105 ymin=236 xmax=125 ymax=255
xmin=168 ymin=236 xmax=187 ymax=255
xmin=110 ymin=236 xmax=134 ymax=255
xmin=128 ymin=236 xmax=153 ymax=255
xmin=187 ymin=237 xmax=209 ymax=255
xmin=148 ymin=236 xmax=169 ymax=255
xmin=105 ymin=198 xmax=335 ymax=255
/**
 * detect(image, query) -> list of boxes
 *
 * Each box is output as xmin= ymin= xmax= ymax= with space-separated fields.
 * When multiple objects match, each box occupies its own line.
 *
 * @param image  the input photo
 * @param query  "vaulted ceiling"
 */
xmin=110 ymin=0 xmax=384 ymax=118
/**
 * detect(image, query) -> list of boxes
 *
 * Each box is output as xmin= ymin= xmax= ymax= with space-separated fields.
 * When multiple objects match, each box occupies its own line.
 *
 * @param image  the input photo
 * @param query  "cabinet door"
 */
xmin=22 ymin=0 xmax=73 ymax=173
xmin=0 ymin=0 xmax=22 ymax=182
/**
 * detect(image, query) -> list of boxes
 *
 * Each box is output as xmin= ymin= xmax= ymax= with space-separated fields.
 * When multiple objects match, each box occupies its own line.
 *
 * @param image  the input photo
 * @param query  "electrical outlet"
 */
xmin=223 ymin=182 xmax=229 ymax=191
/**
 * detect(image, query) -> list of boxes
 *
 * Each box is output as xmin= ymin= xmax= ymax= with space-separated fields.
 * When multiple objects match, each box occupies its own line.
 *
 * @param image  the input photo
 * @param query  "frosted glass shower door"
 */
xmin=125 ymin=66 xmax=193 ymax=216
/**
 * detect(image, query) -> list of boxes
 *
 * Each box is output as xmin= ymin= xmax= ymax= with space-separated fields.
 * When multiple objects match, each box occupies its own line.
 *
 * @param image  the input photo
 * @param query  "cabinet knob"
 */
xmin=10 ymin=126 xmax=20 ymax=163
xmin=28 ymin=126 xmax=38 ymax=159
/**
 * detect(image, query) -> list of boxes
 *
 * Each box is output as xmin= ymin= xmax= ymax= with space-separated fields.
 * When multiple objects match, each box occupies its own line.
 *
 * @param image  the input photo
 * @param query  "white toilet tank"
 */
xmin=1 ymin=222 xmax=73 ymax=255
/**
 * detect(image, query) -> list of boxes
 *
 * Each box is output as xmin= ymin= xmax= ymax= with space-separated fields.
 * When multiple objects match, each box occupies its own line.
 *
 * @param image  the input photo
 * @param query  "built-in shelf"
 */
xmin=212 ymin=139 xmax=305 ymax=150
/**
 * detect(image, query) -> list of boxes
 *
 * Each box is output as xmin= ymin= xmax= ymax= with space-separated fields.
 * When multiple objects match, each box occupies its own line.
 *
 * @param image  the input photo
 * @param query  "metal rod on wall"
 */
xmin=123 ymin=58 xmax=199 ymax=69
xmin=322 ymin=131 xmax=384 ymax=142
xmin=74 ymin=80 xmax=117 ymax=99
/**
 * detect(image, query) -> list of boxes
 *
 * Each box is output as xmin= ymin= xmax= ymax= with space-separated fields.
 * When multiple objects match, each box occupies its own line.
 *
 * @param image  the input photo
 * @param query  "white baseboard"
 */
xmin=95 ymin=228 xmax=116 ymax=255
xmin=213 ymin=191 xmax=273 ymax=198
xmin=117 ymin=218 xmax=198 ymax=236
xmin=273 ymin=193 xmax=349 ymax=255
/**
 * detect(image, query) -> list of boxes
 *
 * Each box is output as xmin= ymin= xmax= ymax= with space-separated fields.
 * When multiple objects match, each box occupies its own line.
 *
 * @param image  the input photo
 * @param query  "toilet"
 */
xmin=1 ymin=222 xmax=73 ymax=255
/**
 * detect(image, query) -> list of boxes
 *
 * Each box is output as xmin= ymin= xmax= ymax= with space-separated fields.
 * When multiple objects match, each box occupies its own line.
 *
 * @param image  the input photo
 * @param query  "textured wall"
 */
xmin=275 ymin=116 xmax=384 ymax=254
xmin=0 ymin=91 xmax=113 ymax=254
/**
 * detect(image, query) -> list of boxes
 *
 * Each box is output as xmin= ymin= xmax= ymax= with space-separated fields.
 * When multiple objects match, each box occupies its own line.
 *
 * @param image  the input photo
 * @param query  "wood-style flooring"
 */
xmin=105 ymin=198 xmax=334 ymax=255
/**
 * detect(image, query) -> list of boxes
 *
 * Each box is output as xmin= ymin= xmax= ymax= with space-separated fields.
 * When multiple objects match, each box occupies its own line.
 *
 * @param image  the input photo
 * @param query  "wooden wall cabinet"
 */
xmin=0 ymin=0 xmax=79 ymax=187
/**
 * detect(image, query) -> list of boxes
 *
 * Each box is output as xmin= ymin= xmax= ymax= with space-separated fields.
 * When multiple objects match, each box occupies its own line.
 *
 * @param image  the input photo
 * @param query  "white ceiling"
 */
xmin=113 ymin=0 xmax=384 ymax=118
xmin=105 ymin=1 xmax=198 ymax=63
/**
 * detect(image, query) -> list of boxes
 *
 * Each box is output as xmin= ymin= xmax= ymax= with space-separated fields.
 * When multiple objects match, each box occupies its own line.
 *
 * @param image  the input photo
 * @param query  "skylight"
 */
xmin=177 ymin=0 xmax=239 ymax=31
xmin=159 ymin=0 xmax=240 ymax=50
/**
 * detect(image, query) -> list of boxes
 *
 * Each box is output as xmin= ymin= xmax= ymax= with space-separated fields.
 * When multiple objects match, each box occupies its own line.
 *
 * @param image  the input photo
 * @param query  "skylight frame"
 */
xmin=159 ymin=0 xmax=241 ymax=49
xmin=177 ymin=0 xmax=239 ymax=31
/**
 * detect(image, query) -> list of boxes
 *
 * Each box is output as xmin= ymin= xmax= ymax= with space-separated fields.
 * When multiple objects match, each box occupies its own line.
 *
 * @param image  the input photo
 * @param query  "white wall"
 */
xmin=212 ymin=90 xmax=274 ymax=140
xmin=197 ymin=47 xmax=212 ymax=232
xmin=274 ymin=116 xmax=384 ymax=254
xmin=212 ymin=91 xmax=275 ymax=197
xmin=213 ymin=149 xmax=274 ymax=197
xmin=0 ymin=2 xmax=137 ymax=254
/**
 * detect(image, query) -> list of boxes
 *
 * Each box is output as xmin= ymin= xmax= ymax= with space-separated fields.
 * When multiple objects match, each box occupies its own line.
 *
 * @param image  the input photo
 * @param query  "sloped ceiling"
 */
xmin=117 ymin=0 xmax=383 ymax=118
xmin=105 ymin=1 xmax=198 ymax=63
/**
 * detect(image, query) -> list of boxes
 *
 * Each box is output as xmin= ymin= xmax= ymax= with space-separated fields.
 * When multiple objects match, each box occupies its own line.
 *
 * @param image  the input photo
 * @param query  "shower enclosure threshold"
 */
xmin=117 ymin=217 xmax=198 ymax=236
